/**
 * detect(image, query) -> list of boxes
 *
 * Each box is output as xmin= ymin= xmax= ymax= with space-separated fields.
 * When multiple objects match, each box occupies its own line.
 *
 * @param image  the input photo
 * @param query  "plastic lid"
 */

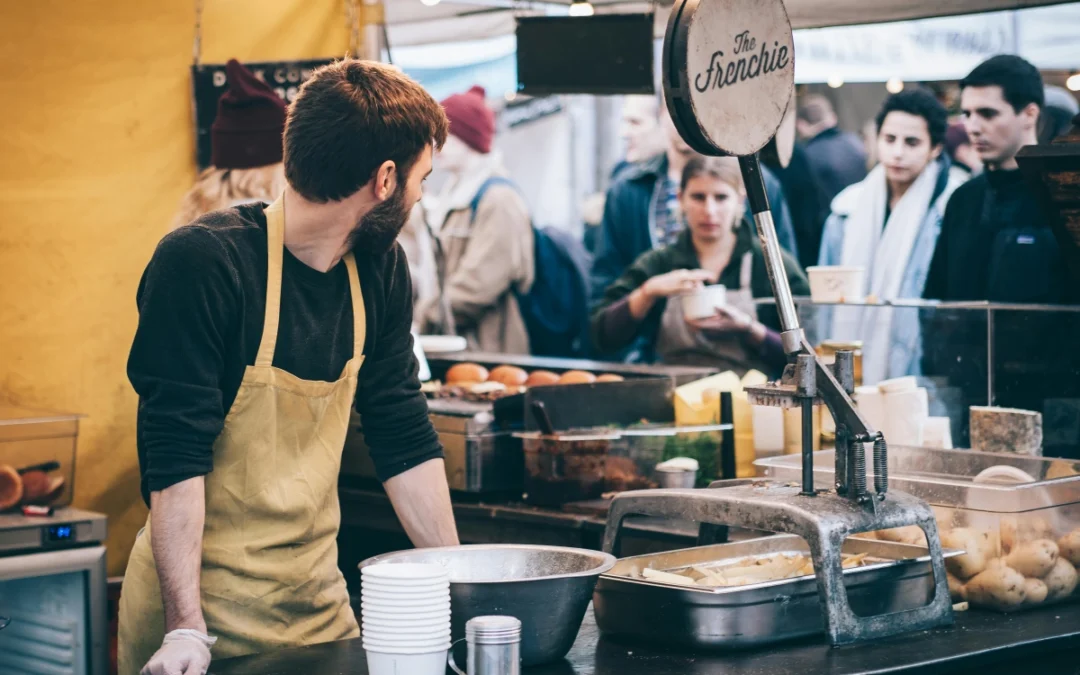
xmin=466 ymin=616 xmax=521 ymax=645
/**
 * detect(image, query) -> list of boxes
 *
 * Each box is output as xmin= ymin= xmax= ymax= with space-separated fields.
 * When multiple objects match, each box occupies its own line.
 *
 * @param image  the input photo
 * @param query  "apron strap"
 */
xmin=343 ymin=254 xmax=367 ymax=359
xmin=256 ymin=195 xmax=286 ymax=368
xmin=739 ymin=251 xmax=754 ymax=291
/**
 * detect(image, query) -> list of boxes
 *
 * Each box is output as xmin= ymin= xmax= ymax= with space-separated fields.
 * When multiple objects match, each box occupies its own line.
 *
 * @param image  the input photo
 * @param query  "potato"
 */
xmin=1043 ymin=558 xmax=1078 ymax=601
xmin=875 ymin=525 xmax=926 ymax=546
xmin=940 ymin=528 xmax=990 ymax=580
xmin=1058 ymin=529 xmax=1080 ymax=566
xmin=965 ymin=564 xmax=1027 ymax=611
xmin=1001 ymin=517 xmax=1053 ymax=553
xmin=947 ymin=572 xmax=967 ymax=602
xmin=1022 ymin=578 xmax=1049 ymax=605
xmin=1004 ymin=539 xmax=1059 ymax=578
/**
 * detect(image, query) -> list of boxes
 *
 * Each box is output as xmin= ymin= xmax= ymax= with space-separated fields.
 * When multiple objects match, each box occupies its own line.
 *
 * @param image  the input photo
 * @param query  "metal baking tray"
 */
xmin=593 ymin=534 xmax=960 ymax=649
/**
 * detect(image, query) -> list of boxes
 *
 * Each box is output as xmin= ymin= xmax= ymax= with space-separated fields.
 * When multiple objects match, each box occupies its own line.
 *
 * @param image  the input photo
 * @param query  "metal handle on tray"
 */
xmin=602 ymin=486 xmax=753 ymax=556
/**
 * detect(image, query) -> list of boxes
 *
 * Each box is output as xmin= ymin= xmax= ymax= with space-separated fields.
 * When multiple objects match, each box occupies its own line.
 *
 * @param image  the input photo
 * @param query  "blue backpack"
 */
xmin=470 ymin=178 xmax=593 ymax=358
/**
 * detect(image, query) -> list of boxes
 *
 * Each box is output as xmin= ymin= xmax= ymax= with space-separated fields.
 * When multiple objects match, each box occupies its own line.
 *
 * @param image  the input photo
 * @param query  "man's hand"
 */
xmin=384 ymin=458 xmax=459 ymax=548
xmin=141 ymin=629 xmax=216 ymax=675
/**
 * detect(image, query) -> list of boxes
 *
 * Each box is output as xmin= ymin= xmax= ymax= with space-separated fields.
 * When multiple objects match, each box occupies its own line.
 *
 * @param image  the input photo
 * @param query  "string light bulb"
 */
xmin=1067 ymin=73 xmax=1080 ymax=92
xmin=421 ymin=0 xmax=441 ymax=6
xmin=886 ymin=77 xmax=904 ymax=94
xmin=569 ymin=0 xmax=595 ymax=17
xmin=827 ymin=74 xmax=844 ymax=89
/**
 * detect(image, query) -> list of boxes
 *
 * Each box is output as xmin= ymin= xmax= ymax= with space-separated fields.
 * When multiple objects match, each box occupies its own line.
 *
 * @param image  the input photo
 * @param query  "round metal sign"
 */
xmin=663 ymin=0 xmax=795 ymax=157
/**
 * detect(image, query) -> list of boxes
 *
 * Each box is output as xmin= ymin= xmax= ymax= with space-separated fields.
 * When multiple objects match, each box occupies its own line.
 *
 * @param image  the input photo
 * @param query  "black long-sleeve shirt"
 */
xmin=128 ymin=203 xmax=441 ymax=505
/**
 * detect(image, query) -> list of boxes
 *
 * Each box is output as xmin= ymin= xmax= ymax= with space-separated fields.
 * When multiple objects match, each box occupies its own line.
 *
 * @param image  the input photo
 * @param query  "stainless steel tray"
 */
xmin=593 ymin=534 xmax=960 ymax=649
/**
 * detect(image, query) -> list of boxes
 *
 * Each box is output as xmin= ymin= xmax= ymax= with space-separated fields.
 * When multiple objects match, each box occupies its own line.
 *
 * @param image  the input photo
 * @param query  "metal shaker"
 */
xmin=448 ymin=615 xmax=521 ymax=675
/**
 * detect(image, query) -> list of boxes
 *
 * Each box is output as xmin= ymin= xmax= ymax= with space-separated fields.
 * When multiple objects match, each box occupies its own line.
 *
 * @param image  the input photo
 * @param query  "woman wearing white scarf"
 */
xmin=818 ymin=89 xmax=968 ymax=383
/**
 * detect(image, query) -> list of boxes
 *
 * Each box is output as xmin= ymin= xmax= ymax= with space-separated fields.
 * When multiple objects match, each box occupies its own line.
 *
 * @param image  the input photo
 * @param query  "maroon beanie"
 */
xmin=944 ymin=123 xmax=970 ymax=156
xmin=211 ymin=59 xmax=287 ymax=169
xmin=441 ymin=86 xmax=495 ymax=154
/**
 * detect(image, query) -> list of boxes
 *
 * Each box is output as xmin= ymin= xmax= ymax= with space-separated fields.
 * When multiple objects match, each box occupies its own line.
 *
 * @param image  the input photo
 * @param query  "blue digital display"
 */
xmin=47 ymin=525 xmax=74 ymax=542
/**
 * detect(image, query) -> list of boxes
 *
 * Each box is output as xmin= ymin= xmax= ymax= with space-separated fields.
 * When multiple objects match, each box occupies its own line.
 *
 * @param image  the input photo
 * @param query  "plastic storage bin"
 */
xmin=0 ymin=405 xmax=82 ymax=509
xmin=756 ymin=447 xmax=1080 ymax=612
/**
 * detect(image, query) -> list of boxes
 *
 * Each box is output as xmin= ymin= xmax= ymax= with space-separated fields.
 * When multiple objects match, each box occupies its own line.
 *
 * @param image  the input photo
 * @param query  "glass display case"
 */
xmin=752 ymin=298 xmax=1080 ymax=458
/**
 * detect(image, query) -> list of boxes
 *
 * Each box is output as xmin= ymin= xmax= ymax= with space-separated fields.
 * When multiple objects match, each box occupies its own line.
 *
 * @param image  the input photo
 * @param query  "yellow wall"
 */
xmin=0 ymin=0 xmax=349 ymax=575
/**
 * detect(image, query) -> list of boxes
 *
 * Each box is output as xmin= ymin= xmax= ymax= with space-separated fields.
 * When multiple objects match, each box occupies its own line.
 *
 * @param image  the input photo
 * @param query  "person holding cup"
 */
xmin=590 ymin=156 xmax=809 ymax=376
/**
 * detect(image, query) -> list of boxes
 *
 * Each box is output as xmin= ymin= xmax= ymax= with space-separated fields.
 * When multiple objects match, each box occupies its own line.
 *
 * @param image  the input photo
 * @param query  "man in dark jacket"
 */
xmin=590 ymin=110 xmax=798 ymax=311
xmin=797 ymin=94 xmax=868 ymax=203
xmin=924 ymin=55 xmax=1071 ymax=303
xmin=922 ymin=55 xmax=1079 ymax=453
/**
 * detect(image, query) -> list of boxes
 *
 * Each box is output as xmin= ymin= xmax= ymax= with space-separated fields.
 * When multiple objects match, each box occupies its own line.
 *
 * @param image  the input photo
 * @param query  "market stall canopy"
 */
xmin=385 ymin=0 xmax=1078 ymax=47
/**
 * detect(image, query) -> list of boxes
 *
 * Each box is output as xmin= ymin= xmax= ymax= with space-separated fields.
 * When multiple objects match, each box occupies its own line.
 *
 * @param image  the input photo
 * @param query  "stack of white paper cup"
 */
xmin=361 ymin=562 xmax=451 ymax=675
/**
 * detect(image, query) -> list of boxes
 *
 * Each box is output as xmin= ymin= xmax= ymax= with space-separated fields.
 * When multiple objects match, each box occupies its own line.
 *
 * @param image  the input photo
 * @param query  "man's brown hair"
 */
xmin=284 ymin=59 xmax=449 ymax=203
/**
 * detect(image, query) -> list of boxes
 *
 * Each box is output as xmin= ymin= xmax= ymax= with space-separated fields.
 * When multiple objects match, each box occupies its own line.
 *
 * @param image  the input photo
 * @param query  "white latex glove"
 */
xmin=141 ymin=629 xmax=217 ymax=675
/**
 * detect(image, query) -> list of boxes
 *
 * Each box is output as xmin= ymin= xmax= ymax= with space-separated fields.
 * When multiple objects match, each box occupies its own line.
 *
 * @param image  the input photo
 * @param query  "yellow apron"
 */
xmin=117 ymin=195 xmax=365 ymax=673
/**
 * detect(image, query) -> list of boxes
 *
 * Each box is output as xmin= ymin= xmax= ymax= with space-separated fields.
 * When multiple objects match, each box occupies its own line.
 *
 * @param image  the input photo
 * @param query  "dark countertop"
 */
xmin=212 ymin=602 xmax=1080 ymax=675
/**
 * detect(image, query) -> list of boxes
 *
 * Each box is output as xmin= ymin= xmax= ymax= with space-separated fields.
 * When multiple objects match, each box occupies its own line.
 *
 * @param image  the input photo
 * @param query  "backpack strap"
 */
xmin=469 ymin=176 xmax=520 ymax=223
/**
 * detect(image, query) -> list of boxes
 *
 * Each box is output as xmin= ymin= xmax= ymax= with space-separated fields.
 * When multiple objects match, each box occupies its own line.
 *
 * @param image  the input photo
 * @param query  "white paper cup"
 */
xmin=361 ymin=584 xmax=449 ymax=598
xmin=361 ymin=587 xmax=449 ymax=596
xmin=363 ymin=621 xmax=450 ymax=636
xmin=679 ymin=284 xmax=727 ymax=320
xmin=363 ymin=635 xmax=451 ymax=650
xmin=806 ymin=266 xmax=865 ymax=303
xmin=361 ymin=596 xmax=450 ymax=609
xmin=362 ymin=629 xmax=451 ymax=644
xmin=362 ymin=611 xmax=451 ymax=625
xmin=363 ymin=604 xmax=449 ymax=616
xmin=366 ymin=647 xmax=449 ymax=675
xmin=362 ymin=563 xmax=449 ymax=582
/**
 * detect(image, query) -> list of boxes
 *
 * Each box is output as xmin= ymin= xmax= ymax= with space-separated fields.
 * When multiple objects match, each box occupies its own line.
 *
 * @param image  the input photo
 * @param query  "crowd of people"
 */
xmin=412 ymin=53 xmax=1077 ymax=380
xmin=172 ymin=54 xmax=1078 ymax=382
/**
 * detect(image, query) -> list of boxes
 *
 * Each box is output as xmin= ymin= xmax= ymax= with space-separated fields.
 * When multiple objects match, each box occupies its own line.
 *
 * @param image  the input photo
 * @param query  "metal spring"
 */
xmin=874 ymin=434 xmax=888 ymax=497
xmin=852 ymin=441 xmax=867 ymax=498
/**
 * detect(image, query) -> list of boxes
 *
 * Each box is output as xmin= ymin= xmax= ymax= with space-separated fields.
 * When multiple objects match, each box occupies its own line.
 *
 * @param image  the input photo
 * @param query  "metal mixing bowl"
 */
xmin=359 ymin=544 xmax=615 ymax=666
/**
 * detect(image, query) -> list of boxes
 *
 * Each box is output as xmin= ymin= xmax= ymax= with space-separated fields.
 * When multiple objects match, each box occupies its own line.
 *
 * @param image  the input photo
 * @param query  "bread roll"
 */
xmin=446 ymin=363 xmax=489 ymax=385
xmin=488 ymin=365 xmax=528 ymax=387
xmin=525 ymin=370 xmax=560 ymax=387
xmin=558 ymin=370 xmax=597 ymax=385
xmin=0 ymin=465 xmax=23 ymax=511
xmin=596 ymin=374 xmax=625 ymax=383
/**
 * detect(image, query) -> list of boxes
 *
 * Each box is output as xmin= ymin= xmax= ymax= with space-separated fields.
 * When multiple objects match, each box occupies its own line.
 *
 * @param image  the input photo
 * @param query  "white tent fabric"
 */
xmin=793 ymin=4 xmax=1080 ymax=83
xmin=389 ymin=4 xmax=1079 ymax=86
xmin=385 ymin=0 xmax=1079 ymax=47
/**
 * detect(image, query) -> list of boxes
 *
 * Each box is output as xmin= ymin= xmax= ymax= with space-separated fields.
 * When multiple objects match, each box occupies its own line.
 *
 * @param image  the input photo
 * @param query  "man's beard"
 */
xmin=347 ymin=183 xmax=410 ymax=255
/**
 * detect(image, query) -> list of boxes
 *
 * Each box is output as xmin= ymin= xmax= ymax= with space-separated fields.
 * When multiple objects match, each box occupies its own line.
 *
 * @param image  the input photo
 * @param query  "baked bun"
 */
xmin=525 ymin=370 xmax=560 ymax=388
xmin=0 ymin=465 xmax=23 ymax=511
xmin=446 ymin=363 xmax=489 ymax=385
xmin=558 ymin=370 xmax=597 ymax=385
xmin=487 ymin=365 xmax=529 ymax=387
xmin=596 ymin=374 xmax=625 ymax=383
